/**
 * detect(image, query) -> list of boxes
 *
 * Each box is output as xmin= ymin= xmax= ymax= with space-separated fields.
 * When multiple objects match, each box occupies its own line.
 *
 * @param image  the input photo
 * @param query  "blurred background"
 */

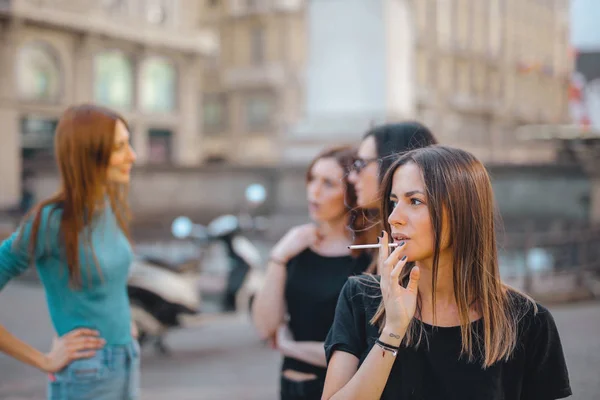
xmin=0 ymin=0 xmax=599 ymax=399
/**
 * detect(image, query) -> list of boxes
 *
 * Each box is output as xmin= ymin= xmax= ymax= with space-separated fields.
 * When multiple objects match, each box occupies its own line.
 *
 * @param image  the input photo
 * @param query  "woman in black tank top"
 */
xmin=323 ymin=146 xmax=571 ymax=400
xmin=251 ymin=145 xmax=372 ymax=400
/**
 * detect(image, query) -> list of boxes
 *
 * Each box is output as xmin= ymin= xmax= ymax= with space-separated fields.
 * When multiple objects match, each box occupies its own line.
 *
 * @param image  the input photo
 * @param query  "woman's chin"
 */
xmin=308 ymin=210 xmax=322 ymax=222
xmin=359 ymin=197 xmax=379 ymax=210
xmin=108 ymin=174 xmax=131 ymax=184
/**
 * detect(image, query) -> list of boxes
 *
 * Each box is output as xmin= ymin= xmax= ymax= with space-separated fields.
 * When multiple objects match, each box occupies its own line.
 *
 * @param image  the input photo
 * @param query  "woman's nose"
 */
xmin=388 ymin=204 xmax=406 ymax=226
xmin=129 ymin=147 xmax=137 ymax=163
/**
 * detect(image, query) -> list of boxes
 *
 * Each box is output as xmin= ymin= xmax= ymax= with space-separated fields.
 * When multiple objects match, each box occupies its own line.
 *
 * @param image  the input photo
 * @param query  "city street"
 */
xmin=0 ymin=280 xmax=599 ymax=400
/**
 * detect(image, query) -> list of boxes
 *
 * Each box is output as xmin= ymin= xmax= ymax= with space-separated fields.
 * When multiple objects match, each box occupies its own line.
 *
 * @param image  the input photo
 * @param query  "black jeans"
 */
xmin=280 ymin=375 xmax=325 ymax=400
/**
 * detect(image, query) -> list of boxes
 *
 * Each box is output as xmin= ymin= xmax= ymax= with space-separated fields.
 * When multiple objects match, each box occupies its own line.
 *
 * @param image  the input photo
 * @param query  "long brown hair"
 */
xmin=369 ymin=145 xmax=535 ymax=367
xmin=18 ymin=104 xmax=132 ymax=288
xmin=306 ymin=146 xmax=377 ymax=257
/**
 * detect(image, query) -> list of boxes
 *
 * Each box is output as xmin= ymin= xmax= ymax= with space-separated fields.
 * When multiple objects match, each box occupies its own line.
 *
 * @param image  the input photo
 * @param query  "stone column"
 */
xmin=0 ymin=22 xmax=21 ymax=209
xmin=176 ymin=54 xmax=202 ymax=165
xmin=72 ymin=34 xmax=95 ymax=104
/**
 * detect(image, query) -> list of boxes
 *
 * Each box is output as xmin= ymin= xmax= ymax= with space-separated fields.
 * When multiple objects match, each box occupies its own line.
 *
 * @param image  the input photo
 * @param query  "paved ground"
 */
xmin=0 ymin=281 xmax=599 ymax=399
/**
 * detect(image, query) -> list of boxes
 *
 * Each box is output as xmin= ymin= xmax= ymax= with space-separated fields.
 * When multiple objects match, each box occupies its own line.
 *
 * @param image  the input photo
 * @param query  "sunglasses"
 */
xmin=351 ymin=157 xmax=379 ymax=173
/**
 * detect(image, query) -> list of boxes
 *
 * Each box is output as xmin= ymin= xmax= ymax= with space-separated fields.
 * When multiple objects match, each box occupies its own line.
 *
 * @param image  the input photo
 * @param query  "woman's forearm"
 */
xmin=0 ymin=324 xmax=48 ymax=372
xmin=280 ymin=340 xmax=327 ymax=368
xmin=251 ymin=260 xmax=287 ymax=339
xmin=327 ymin=327 xmax=404 ymax=400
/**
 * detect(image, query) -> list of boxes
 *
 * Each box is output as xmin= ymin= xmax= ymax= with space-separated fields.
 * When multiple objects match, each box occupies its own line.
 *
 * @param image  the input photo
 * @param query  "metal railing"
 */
xmin=499 ymin=222 xmax=600 ymax=300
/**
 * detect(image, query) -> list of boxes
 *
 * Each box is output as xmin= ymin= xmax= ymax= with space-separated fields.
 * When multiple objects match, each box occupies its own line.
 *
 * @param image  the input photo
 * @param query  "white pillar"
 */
xmin=294 ymin=0 xmax=387 ymax=135
xmin=384 ymin=0 xmax=416 ymax=119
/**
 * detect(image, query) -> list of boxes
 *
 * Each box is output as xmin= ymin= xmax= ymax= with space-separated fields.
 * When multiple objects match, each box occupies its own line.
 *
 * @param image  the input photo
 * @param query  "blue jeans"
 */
xmin=47 ymin=341 xmax=140 ymax=400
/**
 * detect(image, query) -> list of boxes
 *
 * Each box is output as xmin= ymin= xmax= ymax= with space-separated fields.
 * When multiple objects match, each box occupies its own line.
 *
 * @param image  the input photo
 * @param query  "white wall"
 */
xmin=303 ymin=0 xmax=386 ymax=123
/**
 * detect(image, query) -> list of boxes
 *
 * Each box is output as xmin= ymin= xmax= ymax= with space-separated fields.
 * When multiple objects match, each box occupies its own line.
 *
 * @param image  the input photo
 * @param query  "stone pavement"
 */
xmin=1 ymin=282 xmax=599 ymax=399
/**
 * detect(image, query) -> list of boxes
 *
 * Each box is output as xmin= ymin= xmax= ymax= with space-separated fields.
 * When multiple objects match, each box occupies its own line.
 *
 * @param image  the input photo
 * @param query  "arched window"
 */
xmin=94 ymin=51 xmax=134 ymax=110
xmin=140 ymin=57 xmax=177 ymax=112
xmin=16 ymin=42 xmax=62 ymax=102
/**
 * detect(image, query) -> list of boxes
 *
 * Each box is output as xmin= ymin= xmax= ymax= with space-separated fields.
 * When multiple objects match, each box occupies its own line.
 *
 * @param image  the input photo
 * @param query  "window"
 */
xmin=250 ymin=26 xmax=265 ymax=65
xmin=16 ymin=42 xmax=62 ymax=102
xmin=203 ymin=94 xmax=227 ymax=134
xmin=94 ymin=51 xmax=134 ymax=110
xmin=245 ymin=94 xmax=273 ymax=131
xmin=147 ymin=129 xmax=173 ymax=164
xmin=20 ymin=116 xmax=59 ymax=170
xmin=20 ymin=116 xmax=57 ymax=150
xmin=140 ymin=57 xmax=177 ymax=112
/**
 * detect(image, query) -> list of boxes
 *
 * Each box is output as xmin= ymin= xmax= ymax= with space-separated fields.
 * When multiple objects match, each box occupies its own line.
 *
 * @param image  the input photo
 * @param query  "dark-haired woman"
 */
xmin=323 ymin=146 xmax=571 ymax=400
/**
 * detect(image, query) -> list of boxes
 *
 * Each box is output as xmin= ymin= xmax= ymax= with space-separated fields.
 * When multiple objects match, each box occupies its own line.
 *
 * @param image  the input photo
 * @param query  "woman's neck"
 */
xmin=318 ymin=215 xmax=350 ymax=241
xmin=415 ymin=250 xmax=455 ymax=306
xmin=415 ymin=251 xmax=482 ymax=325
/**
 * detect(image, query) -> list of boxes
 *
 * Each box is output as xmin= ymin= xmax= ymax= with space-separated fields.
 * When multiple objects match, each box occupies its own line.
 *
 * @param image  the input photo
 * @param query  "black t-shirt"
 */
xmin=283 ymin=248 xmax=371 ymax=377
xmin=324 ymin=277 xmax=572 ymax=400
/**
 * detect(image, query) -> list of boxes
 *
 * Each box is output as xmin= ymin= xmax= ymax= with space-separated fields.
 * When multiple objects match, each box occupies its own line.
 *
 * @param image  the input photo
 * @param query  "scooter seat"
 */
xmin=140 ymin=255 xmax=195 ymax=273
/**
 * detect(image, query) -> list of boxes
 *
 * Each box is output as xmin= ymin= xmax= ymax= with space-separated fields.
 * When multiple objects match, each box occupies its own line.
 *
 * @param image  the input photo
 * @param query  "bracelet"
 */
xmin=375 ymin=339 xmax=399 ymax=357
xmin=268 ymin=255 xmax=287 ymax=266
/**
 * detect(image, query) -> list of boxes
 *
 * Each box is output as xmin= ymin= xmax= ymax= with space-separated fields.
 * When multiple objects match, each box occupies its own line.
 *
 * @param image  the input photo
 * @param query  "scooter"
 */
xmin=127 ymin=184 xmax=268 ymax=354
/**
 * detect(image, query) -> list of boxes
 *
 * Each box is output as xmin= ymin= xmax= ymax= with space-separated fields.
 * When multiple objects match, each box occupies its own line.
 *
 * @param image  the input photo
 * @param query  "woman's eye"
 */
xmin=410 ymin=198 xmax=423 ymax=206
xmin=389 ymin=200 xmax=398 ymax=209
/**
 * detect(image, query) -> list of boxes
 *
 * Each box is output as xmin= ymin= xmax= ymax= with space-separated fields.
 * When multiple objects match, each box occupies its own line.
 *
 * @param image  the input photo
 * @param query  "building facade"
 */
xmin=0 ymin=0 xmax=574 ymax=219
xmin=200 ymin=0 xmax=571 ymax=165
xmin=0 ymin=0 xmax=216 ymax=208
xmin=197 ymin=0 xmax=305 ymax=165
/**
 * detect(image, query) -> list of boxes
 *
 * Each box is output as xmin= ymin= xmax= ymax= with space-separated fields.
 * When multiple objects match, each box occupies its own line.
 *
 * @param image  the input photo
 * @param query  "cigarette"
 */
xmin=348 ymin=243 xmax=400 ymax=249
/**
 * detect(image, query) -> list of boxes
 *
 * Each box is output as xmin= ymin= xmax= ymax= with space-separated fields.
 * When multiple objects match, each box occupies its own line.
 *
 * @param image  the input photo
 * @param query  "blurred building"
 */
xmin=570 ymin=0 xmax=600 ymax=131
xmin=0 ymin=0 xmax=216 ymax=208
xmin=0 ymin=0 xmax=577 ymax=223
xmin=411 ymin=0 xmax=571 ymax=162
xmin=199 ymin=0 xmax=571 ymax=165
xmin=197 ymin=0 xmax=305 ymax=165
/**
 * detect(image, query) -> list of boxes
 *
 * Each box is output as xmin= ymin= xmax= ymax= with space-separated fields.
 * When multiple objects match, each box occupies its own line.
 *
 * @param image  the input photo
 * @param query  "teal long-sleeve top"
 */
xmin=0 ymin=204 xmax=134 ymax=345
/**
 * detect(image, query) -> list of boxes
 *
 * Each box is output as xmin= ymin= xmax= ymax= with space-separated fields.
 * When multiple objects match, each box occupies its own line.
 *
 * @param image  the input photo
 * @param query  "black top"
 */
xmin=325 ymin=277 xmax=572 ymax=400
xmin=283 ymin=248 xmax=371 ymax=378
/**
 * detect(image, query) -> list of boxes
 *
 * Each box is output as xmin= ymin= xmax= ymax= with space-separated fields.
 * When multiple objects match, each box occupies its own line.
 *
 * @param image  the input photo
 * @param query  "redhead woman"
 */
xmin=0 ymin=104 xmax=140 ymax=399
